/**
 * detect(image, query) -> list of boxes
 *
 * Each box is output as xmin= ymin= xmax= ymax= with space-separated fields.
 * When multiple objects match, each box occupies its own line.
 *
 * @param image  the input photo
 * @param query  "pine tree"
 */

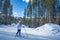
xmin=0 ymin=0 xmax=3 ymax=13
xmin=3 ymin=0 xmax=12 ymax=24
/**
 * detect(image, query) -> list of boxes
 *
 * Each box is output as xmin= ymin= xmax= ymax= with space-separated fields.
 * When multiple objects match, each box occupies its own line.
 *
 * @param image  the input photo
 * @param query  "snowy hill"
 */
xmin=35 ymin=23 xmax=60 ymax=36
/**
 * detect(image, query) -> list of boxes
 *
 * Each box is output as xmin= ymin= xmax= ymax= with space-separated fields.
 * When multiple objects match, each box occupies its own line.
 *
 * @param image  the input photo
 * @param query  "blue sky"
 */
xmin=10 ymin=0 xmax=28 ymax=17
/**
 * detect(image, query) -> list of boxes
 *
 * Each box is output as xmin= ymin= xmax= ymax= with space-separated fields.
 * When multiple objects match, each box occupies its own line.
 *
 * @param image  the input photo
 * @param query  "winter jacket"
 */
xmin=17 ymin=23 xmax=22 ymax=30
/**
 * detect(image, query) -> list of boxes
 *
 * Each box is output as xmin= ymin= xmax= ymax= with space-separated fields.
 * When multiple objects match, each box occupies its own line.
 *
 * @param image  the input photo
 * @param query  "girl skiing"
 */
xmin=16 ymin=21 xmax=22 ymax=37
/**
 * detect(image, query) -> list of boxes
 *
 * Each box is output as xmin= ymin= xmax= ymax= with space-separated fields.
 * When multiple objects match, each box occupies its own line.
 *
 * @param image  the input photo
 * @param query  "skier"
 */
xmin=16 ymin=21 xmax=23 ymax=37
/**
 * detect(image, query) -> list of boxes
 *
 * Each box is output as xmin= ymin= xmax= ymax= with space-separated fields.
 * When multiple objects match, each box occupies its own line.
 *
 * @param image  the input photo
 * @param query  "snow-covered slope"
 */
xmin=0 ymin=23 xmax=60 ymax=40
xmin=0 ymin=23 xmax=60 ymax=36
xmin=35 ymin=23 xmax=60 ymax=36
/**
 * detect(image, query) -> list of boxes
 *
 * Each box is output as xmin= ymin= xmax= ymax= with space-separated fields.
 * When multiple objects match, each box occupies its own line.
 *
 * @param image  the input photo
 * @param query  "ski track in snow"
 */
xmin=0 ymin=31 xmax=60 ymax=40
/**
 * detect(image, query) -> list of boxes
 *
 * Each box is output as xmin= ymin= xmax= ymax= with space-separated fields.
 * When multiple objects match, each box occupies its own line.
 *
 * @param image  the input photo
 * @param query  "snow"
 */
xmin=35 ymin=23 xmax=60 ymax=36
xmin=0 ymin=23 xmax=60 ymax=40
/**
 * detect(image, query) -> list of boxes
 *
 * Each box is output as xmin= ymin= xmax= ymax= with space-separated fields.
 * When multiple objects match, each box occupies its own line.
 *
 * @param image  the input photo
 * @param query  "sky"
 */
xmin=10 ymin=0 xmax=29 ymax=17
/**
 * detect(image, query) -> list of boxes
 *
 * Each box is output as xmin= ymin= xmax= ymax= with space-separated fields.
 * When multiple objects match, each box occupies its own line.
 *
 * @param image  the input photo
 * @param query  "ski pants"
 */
xmin=16 ymin=29 xmax=21 ymax=36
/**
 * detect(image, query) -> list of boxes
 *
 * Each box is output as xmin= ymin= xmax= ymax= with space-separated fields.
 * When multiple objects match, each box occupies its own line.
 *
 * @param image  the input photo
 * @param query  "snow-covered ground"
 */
xmin=35 ymin=23 xmax=60 ymax=36
xmin=0 ymin=23 xmax=60 ymax=40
